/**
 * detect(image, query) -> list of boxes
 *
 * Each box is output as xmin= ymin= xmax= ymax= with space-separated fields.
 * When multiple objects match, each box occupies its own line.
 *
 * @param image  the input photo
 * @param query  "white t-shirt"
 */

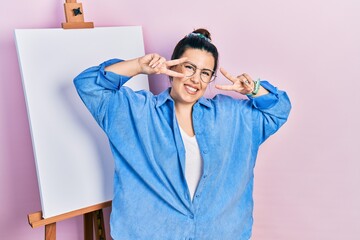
xmin=179 ymin=126 xmax=203 ymax=200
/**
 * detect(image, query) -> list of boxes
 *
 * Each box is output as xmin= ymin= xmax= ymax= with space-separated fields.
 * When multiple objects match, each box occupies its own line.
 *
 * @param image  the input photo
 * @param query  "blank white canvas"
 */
xmin=15 ymin=26 xmax=148 ymax=218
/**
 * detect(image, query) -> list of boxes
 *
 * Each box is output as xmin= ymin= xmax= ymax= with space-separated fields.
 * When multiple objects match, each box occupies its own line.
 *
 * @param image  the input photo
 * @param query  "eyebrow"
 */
xmin=185 ymin=61 xmax=214 ymax=72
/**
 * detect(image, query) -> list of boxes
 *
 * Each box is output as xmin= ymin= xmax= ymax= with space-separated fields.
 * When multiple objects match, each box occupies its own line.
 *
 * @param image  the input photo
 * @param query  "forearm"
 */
xmin=104 ymin=57 xmax=141 ymax=77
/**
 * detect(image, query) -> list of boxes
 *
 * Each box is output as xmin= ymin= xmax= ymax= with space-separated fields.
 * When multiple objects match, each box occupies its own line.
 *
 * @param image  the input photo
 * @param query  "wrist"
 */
xmin=246 ymin=79 xmax=261 ymax=97
xmin=134 ymin=57 xmax=144 ymax=75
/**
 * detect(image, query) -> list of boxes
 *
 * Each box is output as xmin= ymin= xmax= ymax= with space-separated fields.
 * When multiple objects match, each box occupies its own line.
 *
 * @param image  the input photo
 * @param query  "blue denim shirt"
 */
xmin=74 ymin=59 xmax=291 ymax=240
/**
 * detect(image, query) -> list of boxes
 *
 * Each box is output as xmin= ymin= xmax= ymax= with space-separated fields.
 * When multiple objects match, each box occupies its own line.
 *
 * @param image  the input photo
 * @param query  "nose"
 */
xmin=190 ymin=70 xmax=201 ymax=84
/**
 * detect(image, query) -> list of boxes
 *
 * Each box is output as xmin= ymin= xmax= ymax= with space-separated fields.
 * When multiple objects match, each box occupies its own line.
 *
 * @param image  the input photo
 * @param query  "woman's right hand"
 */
xmin=138 ymin=54 xmax=186 ymax=78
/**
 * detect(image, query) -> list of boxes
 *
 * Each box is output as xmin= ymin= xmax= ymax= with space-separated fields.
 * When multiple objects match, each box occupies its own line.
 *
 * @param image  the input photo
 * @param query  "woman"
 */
xmin=74 ymin=28 xmax=291 ymax=240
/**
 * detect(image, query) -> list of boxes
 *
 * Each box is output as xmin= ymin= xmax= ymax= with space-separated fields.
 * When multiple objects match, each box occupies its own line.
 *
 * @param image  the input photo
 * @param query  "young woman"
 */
xmin=74 ymin=28 xmax=291 ymax=240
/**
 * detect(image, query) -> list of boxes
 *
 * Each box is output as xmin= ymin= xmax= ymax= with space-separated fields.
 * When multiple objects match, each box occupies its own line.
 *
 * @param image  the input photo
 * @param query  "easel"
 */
xmin=28 ymin=2 xmax=109 ymax=239
xmin=62 ymin=0 xmax=94 ymax=29
xmin=28 ymin=201 xmax=111 ymax=240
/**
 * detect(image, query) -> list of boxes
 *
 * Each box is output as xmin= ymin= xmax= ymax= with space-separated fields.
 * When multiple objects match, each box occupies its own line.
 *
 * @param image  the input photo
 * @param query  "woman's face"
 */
xmin=170 ymin=48 xmax=215 ymax=106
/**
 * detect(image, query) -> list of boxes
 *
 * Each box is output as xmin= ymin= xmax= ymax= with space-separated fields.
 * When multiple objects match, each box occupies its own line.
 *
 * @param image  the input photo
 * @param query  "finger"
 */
xmin=243 ymin=82 xmax=253 ymax=93
xmin=148 ymin=54 xmax=158 ymax=66
xmin=243 ymin=81 xmax=254 ymax=92
xmin=237 ymin=74 xmax=250 ymax=85
xmin=236 ymin=74 xmax=253 ymax=92
xmin=242 ymin=73 xmax=255 ymax=91
xmin=151 ymin=57 xmax=166 ymax=68
xmin=220 ymin=68 xmax=237 ymax=83
xmin=215 ymin=84 xmax=236 ymax=91
xmin=162 ymin=68 xmax=185 ymax=78
xmin=166 ymin=57 xmax=188 ymax=67
xmin=149 ymin=54 xmax=162 ymax=67
xmin=243 ymin=73 xmax=253 ymax=83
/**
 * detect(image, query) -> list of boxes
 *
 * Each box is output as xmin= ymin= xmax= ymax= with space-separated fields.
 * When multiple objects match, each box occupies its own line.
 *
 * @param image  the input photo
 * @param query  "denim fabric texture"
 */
xmin=74 ymin=59 xmax=291 ymax=240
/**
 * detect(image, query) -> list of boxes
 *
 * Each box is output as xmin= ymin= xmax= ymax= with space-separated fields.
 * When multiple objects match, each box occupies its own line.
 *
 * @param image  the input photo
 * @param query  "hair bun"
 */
xmin=192 ymin=28 xmax=212 ymax=41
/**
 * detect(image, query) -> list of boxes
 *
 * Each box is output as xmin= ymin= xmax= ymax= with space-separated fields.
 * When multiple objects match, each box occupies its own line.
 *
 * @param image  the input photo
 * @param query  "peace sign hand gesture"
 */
xmin=138 ymin=53 xmax=186 ymax=78
xmin=215 ymin=68 xmax=255 ymax=95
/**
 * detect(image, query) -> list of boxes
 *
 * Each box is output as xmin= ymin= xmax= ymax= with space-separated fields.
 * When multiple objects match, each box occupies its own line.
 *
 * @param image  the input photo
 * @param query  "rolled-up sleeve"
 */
xmin=73 ymin=59 xmax=131 ymax=130
xmin=248 ymin=80 xmax=291 ymax=145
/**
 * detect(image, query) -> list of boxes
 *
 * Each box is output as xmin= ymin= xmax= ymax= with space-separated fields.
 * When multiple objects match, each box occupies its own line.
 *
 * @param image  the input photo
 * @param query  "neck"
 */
xmin=174 ymin=101 xmax=193 ymax=115
xmin=174 ymin=101 xmax=195 ymax=136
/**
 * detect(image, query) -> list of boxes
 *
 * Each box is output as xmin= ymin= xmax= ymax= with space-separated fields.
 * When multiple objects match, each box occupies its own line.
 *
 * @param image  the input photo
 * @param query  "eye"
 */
xmin=184 ymin=64 xmax=195 ymax=71
xmin=201 ymin=70 xmax=212 ymax=77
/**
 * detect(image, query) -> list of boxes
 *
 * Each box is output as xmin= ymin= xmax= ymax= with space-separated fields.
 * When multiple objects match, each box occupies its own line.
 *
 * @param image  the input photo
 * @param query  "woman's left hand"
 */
xmin=215 ymin=68 xmax=254 ymax=95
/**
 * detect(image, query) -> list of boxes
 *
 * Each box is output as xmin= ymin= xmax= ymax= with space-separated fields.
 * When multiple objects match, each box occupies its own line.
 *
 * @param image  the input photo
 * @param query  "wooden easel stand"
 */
xmin=62 ymin=0 xmax=94 ymax=29
xmin=28 ymin=201 xmax=111 ymax=240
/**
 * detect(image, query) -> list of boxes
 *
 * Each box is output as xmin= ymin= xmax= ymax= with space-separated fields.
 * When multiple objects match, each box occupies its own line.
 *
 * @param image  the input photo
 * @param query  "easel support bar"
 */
xmin=28 ymin=201 xmax=112 ymax=228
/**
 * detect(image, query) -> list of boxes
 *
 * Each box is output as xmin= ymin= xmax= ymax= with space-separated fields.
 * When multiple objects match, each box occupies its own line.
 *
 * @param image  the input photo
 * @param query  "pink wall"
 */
xmin=1 ymin=0 xmax=360 ymax=239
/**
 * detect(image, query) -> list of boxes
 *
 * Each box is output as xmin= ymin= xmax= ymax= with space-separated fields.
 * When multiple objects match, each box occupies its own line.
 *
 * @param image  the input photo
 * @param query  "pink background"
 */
xmin=1 ymin=0 xmax=359 ymax=239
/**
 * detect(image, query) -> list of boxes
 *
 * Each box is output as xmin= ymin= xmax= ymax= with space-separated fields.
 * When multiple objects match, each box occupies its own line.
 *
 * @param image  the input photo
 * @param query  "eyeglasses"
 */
xmin=180 ymin=61 xmax=216 ymax=83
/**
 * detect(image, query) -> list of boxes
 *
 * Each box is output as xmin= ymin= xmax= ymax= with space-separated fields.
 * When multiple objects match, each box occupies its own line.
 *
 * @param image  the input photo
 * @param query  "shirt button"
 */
xmin=203 ymin=174 xmax=207 ymax=179
xmin=202 ymin=149 xmax=208 ymax=154
xmin=195 ymin=194 xmax=200 ymax=198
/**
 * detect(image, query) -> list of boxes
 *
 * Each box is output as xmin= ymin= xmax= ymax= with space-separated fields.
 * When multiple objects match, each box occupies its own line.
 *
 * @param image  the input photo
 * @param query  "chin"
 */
xmin=183 ymin=92 xmax=203 ymax=103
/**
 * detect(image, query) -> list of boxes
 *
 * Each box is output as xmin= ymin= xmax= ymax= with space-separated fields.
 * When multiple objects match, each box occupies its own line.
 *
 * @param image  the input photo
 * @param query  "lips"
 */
xmin=184 ymin=84 xmax=199 ymax=95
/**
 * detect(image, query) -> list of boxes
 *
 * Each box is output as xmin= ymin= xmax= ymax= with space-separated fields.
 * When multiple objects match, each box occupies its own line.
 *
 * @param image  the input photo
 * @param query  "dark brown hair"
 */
xmin=171 ymin=28 xmax=219 ymax=72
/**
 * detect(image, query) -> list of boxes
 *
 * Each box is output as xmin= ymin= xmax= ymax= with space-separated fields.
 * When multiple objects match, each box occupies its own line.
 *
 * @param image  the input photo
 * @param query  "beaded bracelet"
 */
xmin=247 ymin=79 xmax=261 ymax=97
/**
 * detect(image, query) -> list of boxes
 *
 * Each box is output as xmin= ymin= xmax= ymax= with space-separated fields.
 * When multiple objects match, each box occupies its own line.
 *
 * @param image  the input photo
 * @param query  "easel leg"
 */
xmin=45 ymin=223 xmax=56 ymax=240
xmin=84 ymin=212 xmax=94 ymax=240
xmin=93 ymin=210 xmax=106 ymax=240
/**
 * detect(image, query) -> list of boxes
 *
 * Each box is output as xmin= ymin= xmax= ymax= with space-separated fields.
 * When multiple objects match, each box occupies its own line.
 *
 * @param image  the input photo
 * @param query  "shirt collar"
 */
xmin=156 ymin=88 xmax=212 ymax=109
